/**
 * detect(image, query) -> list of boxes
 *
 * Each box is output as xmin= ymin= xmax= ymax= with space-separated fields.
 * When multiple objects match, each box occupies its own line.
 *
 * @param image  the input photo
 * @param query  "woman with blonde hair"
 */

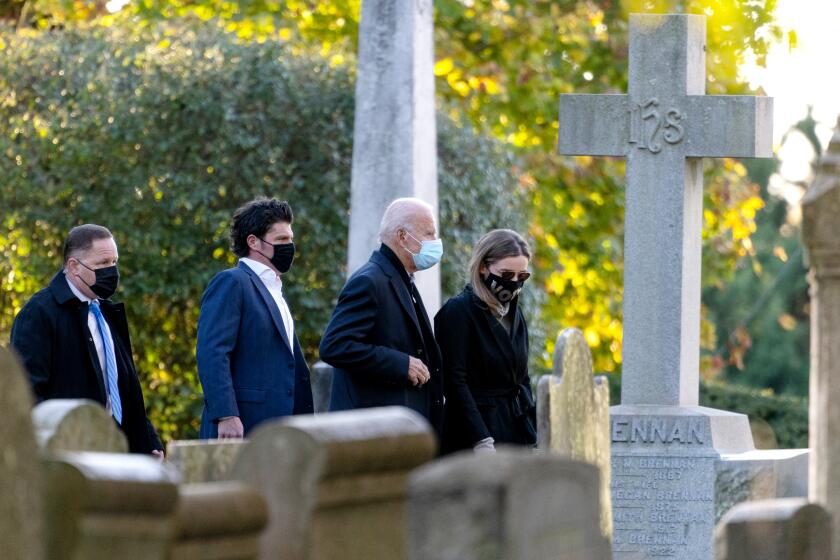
xmin=435 ymin=229 xmax=536 ymax=453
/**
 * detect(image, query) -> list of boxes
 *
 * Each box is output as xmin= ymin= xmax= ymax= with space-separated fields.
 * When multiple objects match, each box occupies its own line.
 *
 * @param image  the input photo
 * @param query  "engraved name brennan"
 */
xmin=611 ymin=419 xmax=706 ymax=444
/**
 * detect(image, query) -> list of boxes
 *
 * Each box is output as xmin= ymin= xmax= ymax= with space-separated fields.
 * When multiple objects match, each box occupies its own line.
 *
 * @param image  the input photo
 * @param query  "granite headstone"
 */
xmin=558 ymin=13 xmax=773 ymax=560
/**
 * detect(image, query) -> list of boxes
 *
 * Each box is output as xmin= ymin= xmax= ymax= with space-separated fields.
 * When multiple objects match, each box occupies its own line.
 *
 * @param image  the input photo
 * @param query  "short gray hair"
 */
xmin=377 ymin=198 xmax=435 ymax=242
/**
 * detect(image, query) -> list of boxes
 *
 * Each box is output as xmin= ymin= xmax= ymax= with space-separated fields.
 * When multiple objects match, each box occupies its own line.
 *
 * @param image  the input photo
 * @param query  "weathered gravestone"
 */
xmin=310 ymin=361 xmax=333 ymax=413
xmin=167 ymin=439 xmax=247 ymax=483
xmin=348 ymin=0 xmax=440 ymax=315
xmin=714 ymin=498 xmax=831 ymax=560
xmin=802 ymin=115 xmax=840 ymax=559
xmin=407 ymin=448 xmax=612 ymax=560
xmin=42 ymin=451 xmax=180 ymax=559
xmin=0 ymin=346 xmax=43 ymax=559
xmin=230 ymin=406 xmax=436 ymax=560
xmin=558 ymin=13 xmax=773 ymax=560
xmin=32 ymin=398 xmax=128 ymax=453
xmin=171 ymin=481 xmax=268 ymax=560
xmin=536 ymin=328 xmax=612 ymax=539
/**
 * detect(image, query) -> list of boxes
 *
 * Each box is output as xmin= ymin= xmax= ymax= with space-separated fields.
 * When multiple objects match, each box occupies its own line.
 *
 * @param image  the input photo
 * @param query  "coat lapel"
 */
xmin=239 ymin=262 xmax=293 ymax=353
xmin=388 ymin=274 xmax=422 ymax=336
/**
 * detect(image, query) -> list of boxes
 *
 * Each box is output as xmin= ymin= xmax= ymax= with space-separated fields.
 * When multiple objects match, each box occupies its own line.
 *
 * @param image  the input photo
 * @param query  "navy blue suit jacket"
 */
xmin=196 ymin=261 xmax=313 ymax=438
xmin=319 ymin=249 xmax=443 ymax=436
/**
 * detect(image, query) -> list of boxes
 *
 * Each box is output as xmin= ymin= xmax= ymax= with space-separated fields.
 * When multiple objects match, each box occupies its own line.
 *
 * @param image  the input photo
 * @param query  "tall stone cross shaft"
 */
xmin=558 ymin=14 xmax=773 ymax=406
xmin=348 ymin=0 xmax=440 ymax=315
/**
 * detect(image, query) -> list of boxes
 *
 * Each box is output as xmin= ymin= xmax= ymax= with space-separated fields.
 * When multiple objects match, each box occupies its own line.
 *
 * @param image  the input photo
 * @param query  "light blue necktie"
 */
xmin=89 ymin=300 xmax=123 ymax=424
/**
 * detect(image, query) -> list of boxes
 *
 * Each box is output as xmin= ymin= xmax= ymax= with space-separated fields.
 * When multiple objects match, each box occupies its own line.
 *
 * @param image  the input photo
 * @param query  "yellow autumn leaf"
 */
xmin=434 ymin=57 xmax=454 ymax=77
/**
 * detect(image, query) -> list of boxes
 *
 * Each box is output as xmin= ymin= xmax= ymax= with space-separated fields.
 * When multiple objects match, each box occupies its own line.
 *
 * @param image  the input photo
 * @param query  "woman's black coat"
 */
xmin=434 ymin=284 xmax=536 ymax=453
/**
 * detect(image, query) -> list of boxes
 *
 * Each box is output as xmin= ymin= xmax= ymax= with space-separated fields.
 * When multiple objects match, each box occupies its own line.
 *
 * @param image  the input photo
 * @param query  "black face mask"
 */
xmin=77 ymin=261 xmax=120 ymax=300
xmin=258 ymin=240 xmax=295 ymax=274
xmin=482 ymin=272 xmax=525 ymax=304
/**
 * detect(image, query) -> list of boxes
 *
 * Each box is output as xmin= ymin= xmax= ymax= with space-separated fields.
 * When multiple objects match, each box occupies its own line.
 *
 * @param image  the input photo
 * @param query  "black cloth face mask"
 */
xmin=482 ymin=272 xmax=525 ymax=304
xmin=258 ymin=239 xmax=295 ymax=274
xmin=77 ymin=261 xmax=120 ymax=300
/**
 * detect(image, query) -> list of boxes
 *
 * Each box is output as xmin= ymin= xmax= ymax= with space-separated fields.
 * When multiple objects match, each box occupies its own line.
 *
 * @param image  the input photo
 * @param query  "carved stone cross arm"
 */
xmin=558 ymin=94 xmax=772 ymax=159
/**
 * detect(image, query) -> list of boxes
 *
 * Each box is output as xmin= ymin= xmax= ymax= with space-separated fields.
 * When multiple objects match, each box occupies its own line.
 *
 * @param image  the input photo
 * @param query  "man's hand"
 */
xmin=151 ymin=449 xmax=164 ymax=461
xmin=407 ymin=356 xmax=430 ymax=387
xmin=217 ymin=416 xmax=244 ymax=439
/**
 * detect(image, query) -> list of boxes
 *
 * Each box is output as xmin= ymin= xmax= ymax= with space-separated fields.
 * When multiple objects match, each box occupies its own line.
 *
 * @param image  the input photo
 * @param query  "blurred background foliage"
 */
xmin=2 ymin=0 xmax=813 ymax=444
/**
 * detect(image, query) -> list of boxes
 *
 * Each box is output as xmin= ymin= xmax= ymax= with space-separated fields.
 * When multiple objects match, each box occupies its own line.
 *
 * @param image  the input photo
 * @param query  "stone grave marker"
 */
xmin=171 ymin=481 xmax=268 ymax=560
xmin=714 ymin=498 xmax=831 ymax=560
xmin=0 ymin=346 xmax=43 ymax=560
xmin=42 ymin=450 xmax=180 ymax=559
xmin=230 ymin=406 xmax=436 ymax=560
xmin=407 ymin=448 xmax=611 ymax=560
xmin=32 ymin=398 xmax=128 ymax=453
xmin=536 ymin=328 xmax=612 ymax=538
xmin=310 ymin=361 xmax=333 ymax=413
xmin=558 ymin=13 xmax=773 ymax=559
xmin=802 ymin=115 xmax=840 ymax=559
xmin=348 ymin=0 xmax=440 ymax=315
xmin=167 ymin=439 xmax=247 ymax=483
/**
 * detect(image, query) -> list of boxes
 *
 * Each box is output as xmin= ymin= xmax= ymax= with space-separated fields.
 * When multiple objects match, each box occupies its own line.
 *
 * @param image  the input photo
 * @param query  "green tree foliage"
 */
xmin=702 ymin=111 xmax=821 ymax=396
xmin=0 ymin=24 xmax=525 ymax=441
xmin=119 ymin=0 xmax=782 ymax=373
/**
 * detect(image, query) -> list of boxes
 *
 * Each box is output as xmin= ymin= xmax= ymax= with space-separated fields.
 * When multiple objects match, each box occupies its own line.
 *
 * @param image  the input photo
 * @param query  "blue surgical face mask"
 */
xmin=404 ymin=231 xmax=443 ymax=271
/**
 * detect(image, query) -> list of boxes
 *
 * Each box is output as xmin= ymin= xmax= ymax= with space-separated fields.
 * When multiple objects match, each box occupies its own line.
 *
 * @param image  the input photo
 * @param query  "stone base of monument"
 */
xmin=715 ymin=449 xmax=809 ymax=522
xmin=610 ymin=405 xmax=754 ymax=560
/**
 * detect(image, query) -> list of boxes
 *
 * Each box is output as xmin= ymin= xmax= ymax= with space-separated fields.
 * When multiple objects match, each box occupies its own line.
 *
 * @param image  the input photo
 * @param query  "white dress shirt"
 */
xmin=65 ymin=274 xmax=113 ymax=414
xmin=240 ymin=258 xmax=295 ymax=347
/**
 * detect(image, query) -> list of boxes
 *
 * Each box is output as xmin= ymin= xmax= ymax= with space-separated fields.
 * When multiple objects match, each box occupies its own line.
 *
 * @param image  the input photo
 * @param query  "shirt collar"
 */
xmin=240 ymin=257 xmax=282 ymax=287
xmin=64 ymin=272 xmax=94 ymax=303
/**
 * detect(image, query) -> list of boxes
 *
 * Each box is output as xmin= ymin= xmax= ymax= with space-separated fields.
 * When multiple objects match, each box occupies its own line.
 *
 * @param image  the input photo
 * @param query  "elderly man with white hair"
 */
xmin=319 ymin=197 xmax=445 ymax=438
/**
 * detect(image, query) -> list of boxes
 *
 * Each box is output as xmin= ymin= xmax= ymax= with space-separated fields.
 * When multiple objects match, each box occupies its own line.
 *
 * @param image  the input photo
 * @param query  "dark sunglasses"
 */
xmin=493 ymin=270 xmax=531 ymax=282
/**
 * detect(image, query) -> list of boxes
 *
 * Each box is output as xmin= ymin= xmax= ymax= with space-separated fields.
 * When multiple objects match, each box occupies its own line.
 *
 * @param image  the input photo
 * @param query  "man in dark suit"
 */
xmin=10 ymin=224 xmax=163 ymax=455
xmin=319 ymin=198 xmax=445 ymax=437
xmin=197 ymin=197 xmax=313 ymax=439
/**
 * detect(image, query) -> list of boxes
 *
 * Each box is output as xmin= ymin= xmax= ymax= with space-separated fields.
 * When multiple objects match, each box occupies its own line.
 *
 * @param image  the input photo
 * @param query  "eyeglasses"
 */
xmin=491 ymin=269 xmax=531 ymax=282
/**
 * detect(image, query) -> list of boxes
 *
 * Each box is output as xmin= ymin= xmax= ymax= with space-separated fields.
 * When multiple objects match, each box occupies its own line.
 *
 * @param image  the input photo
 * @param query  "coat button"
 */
xmin=287 ymin=389 xmax=293 ymax=397
xmin=417 ymin=348 xmax=423 ymax=355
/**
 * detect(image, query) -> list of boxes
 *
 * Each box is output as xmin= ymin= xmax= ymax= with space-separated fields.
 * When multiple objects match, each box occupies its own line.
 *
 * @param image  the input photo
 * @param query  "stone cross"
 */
xmin=348 ymin=0 xmax=441 ymax=315
xmin=558 ymin=14 xmax=773 ymax=406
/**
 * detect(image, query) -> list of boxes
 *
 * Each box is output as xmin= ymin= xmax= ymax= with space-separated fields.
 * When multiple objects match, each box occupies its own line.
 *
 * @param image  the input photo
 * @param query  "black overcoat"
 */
xmin=319 ymin=248 xmax=444 ymax=438
xmin=434 ymin=284 xmax=536 ymax=453
xmin=10 ymin=271 xmax=162 ymax=453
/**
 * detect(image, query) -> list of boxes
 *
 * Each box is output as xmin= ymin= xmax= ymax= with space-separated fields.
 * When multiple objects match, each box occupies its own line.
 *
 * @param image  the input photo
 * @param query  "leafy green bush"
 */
xmin=0 ymin=22 xmax=526 ymax=441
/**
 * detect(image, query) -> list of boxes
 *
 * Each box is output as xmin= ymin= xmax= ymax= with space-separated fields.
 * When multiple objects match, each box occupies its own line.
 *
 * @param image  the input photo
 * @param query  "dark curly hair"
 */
xmin=229 ymin=197 xmax=294 ymax=258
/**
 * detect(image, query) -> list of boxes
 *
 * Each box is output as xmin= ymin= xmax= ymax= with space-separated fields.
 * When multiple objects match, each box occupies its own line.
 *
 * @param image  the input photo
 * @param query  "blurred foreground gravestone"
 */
xmin=714 ymin=498 xmax=831 ymax=560
xmin=0 ymin=346 xmax=43 ymax=559
xmin=407 ymin=448 xmax=611 ymax=560
xmin=32 ymin=398 xmax=128 ymax=453
xmin=230 ymin=406 xmax=436 ymax=560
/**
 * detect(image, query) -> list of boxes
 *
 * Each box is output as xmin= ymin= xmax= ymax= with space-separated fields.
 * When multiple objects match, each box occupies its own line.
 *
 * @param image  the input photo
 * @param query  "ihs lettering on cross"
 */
xmin=557 ymin=14 xmax=773 ymax=408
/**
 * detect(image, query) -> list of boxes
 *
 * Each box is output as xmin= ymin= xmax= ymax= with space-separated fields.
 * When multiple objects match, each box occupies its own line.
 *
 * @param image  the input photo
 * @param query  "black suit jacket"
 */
xmin=10 ymin=271 xmax=162 ymax=453
xmin=434 ymin=284 xmax=536 ymax=453
xmin=319 ymin=248 xmax=444 ymax=437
